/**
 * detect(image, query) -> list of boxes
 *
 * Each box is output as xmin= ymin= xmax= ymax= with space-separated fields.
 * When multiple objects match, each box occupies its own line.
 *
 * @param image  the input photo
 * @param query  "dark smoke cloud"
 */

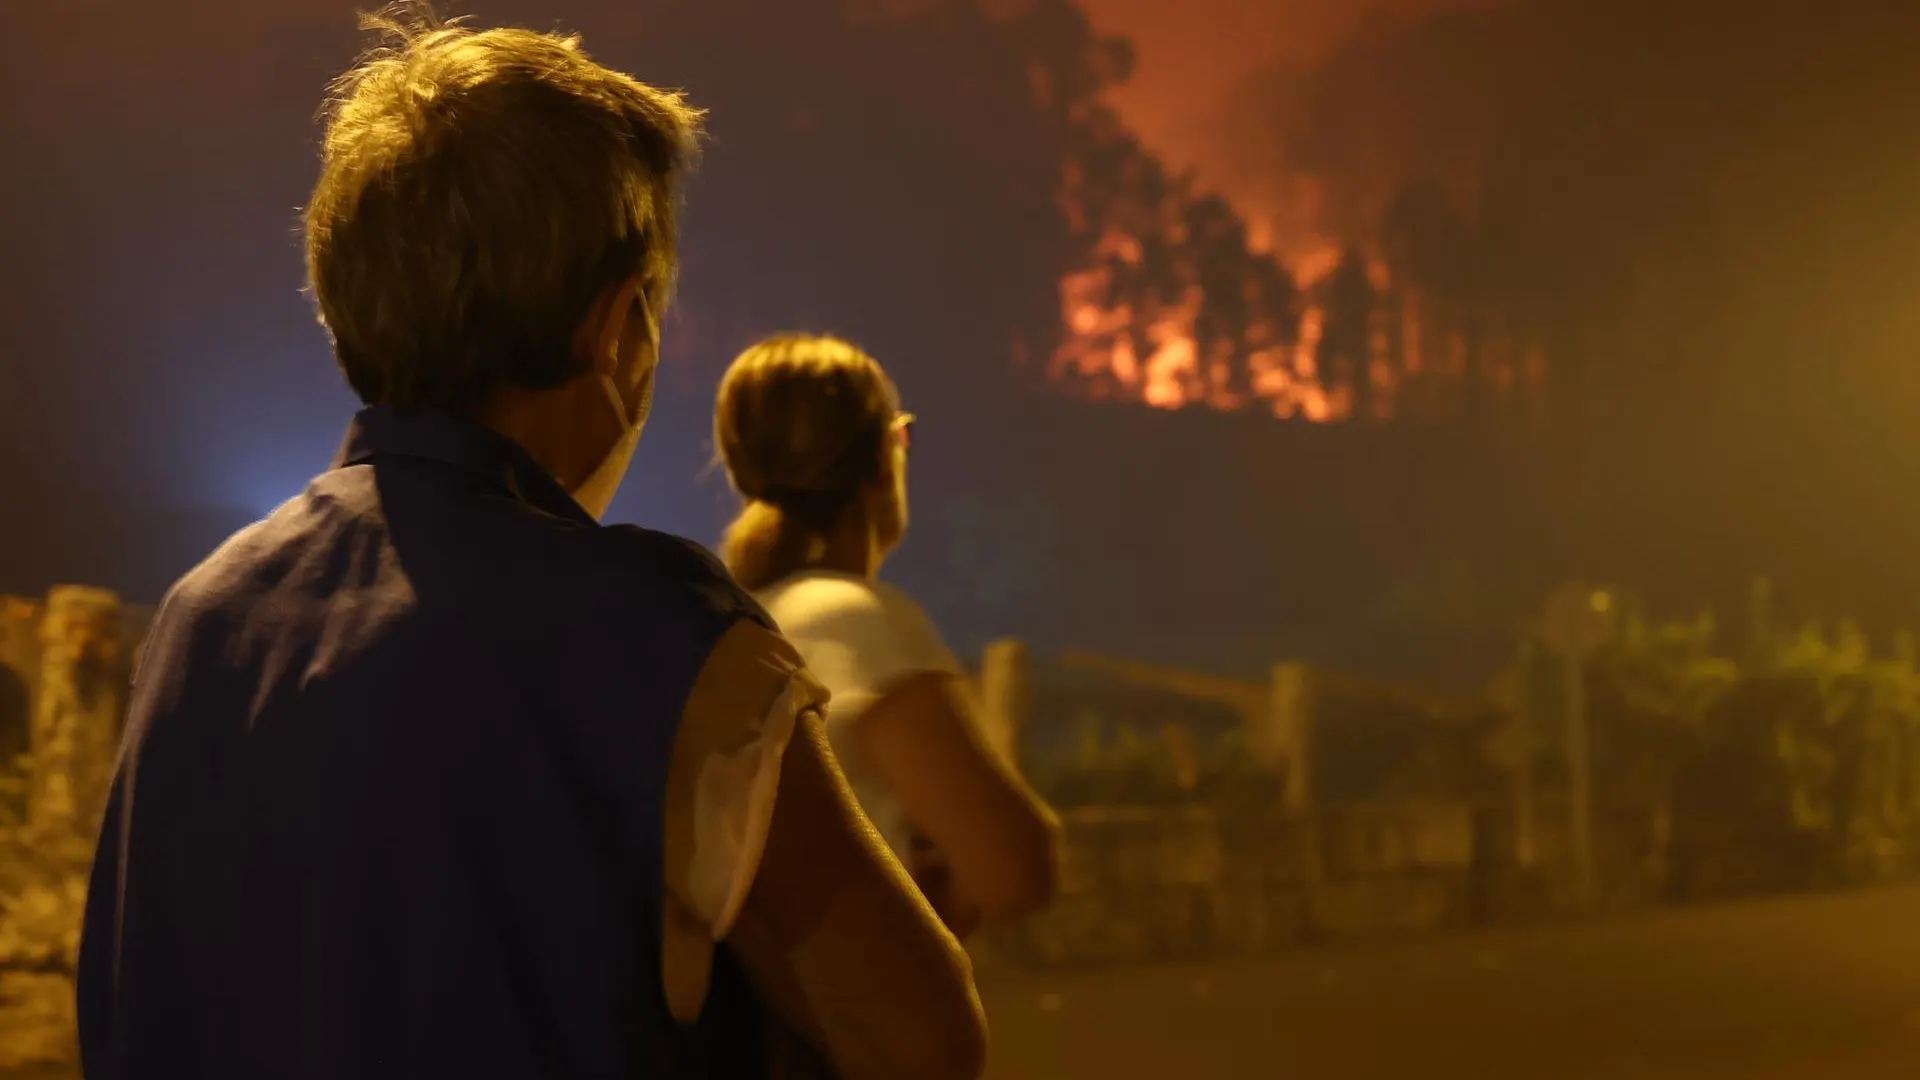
xmin=1258 ymin=0 xmax=1920 ymax=622
xmin=1277 ymin=0 xmax=1920 ymax=399
xmin=1076 ymin=0 xmax=1493 ymax=265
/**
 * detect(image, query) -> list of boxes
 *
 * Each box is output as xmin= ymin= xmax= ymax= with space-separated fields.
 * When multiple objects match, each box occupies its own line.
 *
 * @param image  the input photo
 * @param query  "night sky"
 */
xmin=4 ymin=0 xmax=1918 ymax=685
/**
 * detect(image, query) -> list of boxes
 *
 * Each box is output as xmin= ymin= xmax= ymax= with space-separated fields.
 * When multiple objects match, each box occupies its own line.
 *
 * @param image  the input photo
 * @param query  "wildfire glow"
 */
xmin=1046 ymin=230 xmax=1545 ymax=424
xmin=1044 ymin=103 xmax=1542 ymax=424
xmin=1049 ymin=245 xmax=1351 ymax=422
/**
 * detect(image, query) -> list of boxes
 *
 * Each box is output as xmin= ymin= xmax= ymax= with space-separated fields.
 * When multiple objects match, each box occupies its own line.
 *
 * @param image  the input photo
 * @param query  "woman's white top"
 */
xmin=754 ymin=570 xmax=963 ymax=860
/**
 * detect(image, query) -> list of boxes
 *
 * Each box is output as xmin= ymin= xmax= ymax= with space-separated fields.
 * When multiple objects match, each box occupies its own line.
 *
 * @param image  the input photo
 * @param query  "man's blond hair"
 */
xmin=304 ymin=4 xmax=704 ymax=411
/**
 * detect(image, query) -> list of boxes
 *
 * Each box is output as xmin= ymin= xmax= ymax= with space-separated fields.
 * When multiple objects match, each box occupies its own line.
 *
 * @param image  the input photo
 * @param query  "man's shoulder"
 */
xmin=159 ymin=512 xmax=287 ymax=618
xmin=568 ymin=528 xmax=789 ymax=711
xmin=586 ymin=525 xmax=773 ymax=633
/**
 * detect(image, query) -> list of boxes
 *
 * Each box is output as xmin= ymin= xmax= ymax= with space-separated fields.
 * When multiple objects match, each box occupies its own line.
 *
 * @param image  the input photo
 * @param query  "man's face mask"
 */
xmin=572 ymin=293 xmax=658 ymax=521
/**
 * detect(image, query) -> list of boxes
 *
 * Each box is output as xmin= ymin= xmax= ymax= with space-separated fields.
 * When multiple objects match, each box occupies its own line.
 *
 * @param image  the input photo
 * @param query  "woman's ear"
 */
xmin=871 ymin=433 xmax=900 ymax=490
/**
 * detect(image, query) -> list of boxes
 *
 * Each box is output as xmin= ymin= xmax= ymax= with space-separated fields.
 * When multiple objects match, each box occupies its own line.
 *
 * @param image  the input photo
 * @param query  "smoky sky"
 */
xmin=3 ymin=0 xmax=1918 ymax=685
xmin=1077 ymin=0 xmax=1490 ymax=262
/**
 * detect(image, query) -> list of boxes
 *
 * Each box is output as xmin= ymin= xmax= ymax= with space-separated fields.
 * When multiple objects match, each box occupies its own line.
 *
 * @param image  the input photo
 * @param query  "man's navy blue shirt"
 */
xmin=77 ymin=407 xmax=770 ymax=1078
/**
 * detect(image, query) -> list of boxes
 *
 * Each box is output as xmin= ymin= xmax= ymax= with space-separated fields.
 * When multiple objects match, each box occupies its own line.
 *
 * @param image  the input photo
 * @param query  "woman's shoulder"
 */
xmin=863 ymin=577 xmax=934 ymax=619
xmin=757 ymin=570 xmax=882 ymax=614
xmin=754 ymin=571 xmax=884 ymax=632
xmin=755 ymin=573 xmax=936 ymax=638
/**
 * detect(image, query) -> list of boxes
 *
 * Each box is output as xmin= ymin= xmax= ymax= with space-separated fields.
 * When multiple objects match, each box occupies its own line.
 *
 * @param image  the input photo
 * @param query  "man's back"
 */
xmin=77 ymin=408 xmax=766 ymax=1077
xmin=73 ymin=11 xmax=988 ymax=1079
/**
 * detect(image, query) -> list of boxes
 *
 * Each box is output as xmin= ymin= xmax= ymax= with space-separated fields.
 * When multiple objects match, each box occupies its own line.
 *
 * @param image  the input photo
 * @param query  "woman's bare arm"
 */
xmin=855 ymin=671 xmax=1062 ymax=925
xmin=659 ymin=621 xmax=985 ymax=1080
xmin=727 ymin=707 xmax=987 ymax=1080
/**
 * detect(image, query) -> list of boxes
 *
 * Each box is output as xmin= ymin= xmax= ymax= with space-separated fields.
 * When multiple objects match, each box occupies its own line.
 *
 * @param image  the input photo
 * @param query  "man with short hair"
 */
xmin=75 ymin=8 xmax=985 ymax=1079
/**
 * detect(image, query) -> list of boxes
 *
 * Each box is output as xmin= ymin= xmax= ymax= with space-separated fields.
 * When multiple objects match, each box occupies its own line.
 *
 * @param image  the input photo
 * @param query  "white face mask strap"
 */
xmin=608 ymin=289 xmax=659 ymax=430
xmin=602 ymin=372 xmax=636 ymax=433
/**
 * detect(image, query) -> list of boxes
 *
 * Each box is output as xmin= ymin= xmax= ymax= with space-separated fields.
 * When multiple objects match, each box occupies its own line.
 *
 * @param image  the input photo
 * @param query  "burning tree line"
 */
xmin=1042 ymin=45 xmax=1551 ymax=423
xmin=1055 ymin=0 xmax=1920 ymax=434
xmin=572 ymin=0 xmax=1554 ymax=426
xmin=6 ymin=0 xmax=1570 ymax=457
xmin=1051 ymin=154 xmax=1551 ymax=424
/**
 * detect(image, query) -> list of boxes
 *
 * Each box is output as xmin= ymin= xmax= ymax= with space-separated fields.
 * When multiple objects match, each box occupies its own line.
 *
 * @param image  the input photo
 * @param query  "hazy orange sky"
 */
xmin=1075 ymin=0 xmax=1482 ymax=265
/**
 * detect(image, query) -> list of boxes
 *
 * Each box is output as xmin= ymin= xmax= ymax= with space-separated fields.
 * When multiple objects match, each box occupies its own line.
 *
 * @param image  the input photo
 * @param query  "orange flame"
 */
xmin=1044 ymin=107 xmax=1544 ymax=425
xmin=1046 ymin=228 xmax=1544 ymax=423
xmin=1049 ymin=240 xmax=1350 ymax=422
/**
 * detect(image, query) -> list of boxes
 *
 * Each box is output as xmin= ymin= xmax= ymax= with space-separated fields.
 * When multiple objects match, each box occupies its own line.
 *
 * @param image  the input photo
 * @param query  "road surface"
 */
xmin=978 ymin=885 xmax=1920 ymax=1079
xmin=7 ymin=886 xmax=1918 ymax=1078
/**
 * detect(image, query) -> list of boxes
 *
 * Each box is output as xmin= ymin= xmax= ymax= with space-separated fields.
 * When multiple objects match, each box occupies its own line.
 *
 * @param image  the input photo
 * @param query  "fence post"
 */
xmin=1265 ymin=663 xmax=1323 ymax=930
xmin=1541 ymin=582 xmax=1614 ymax=912
xmin=977 ymin=638 xmax=1030 ymax=769
xmin=1260 ymin=663 xmax=1314 ymax=816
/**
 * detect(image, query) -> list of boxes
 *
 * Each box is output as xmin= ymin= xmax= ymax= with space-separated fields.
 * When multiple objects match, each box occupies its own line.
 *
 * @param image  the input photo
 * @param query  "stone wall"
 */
xmin=978 ymin=797 xmax=1672 ymax=971
xmin=0 ymin=591 xmax=150 ymax=831
xmin=0 ymin=589 xmax=147 ymax=1069
xmin=25 ymin=588 xmax=129 ymax=837
xmin=986 ymin=800 xmax=1491 ymax=969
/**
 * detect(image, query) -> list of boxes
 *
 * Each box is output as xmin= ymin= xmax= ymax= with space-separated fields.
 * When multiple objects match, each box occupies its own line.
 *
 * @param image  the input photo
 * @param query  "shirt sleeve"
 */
xmin=663 ymin=619 xmax=829 ymax=940
xmin=786 ymin=581 xmax=962 ymax=711
xmin=873 ymin=584 xmax=963 ymax=680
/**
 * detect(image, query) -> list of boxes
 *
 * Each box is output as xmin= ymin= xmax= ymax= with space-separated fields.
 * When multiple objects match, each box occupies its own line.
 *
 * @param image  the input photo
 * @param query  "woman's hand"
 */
xmin=765 ymin=1013 xmax=838 ymax=1080
xmin=756 ymin=841 xmax=981 ymax=1080
xmin=909 ymin=838 xmax=984 ymax=941
xmin=857 ymin=672 xmax=1061 ymax=926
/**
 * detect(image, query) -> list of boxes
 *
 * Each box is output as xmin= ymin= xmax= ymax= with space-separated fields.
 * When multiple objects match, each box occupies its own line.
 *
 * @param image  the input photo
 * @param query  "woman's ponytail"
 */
xmin=720 ymin=498 xmax=817 ymax=592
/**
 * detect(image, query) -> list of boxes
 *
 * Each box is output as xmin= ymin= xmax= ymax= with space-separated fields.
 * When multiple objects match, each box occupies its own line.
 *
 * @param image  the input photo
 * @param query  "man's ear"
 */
xmin=584 ymin=275 xmax=649 ymax=377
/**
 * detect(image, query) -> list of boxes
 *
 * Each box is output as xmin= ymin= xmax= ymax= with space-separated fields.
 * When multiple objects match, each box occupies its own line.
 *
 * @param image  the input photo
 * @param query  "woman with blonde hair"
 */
xmin=716 ymin=333 xmax=1060 ymax=937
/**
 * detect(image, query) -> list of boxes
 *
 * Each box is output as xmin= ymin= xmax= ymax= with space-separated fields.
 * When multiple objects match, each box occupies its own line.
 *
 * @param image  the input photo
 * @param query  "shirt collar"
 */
xmin=332 ymin=406 xmax=596 ymax=524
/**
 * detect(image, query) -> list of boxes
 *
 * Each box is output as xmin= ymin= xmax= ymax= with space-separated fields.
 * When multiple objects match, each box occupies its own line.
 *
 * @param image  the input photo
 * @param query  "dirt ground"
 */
xmin=11 ymin=885 xmax=1920 ymax=1079
xmin=978 ymin=885 xmax=1920 ymax=1079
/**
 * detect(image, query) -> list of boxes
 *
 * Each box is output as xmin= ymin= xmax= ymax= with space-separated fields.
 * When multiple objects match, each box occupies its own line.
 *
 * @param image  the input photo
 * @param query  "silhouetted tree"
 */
xmin=1316 ymin=246 xmax=1375 ymax=419
xmin=1379 ymin=184 xmax=1466 ymax=418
